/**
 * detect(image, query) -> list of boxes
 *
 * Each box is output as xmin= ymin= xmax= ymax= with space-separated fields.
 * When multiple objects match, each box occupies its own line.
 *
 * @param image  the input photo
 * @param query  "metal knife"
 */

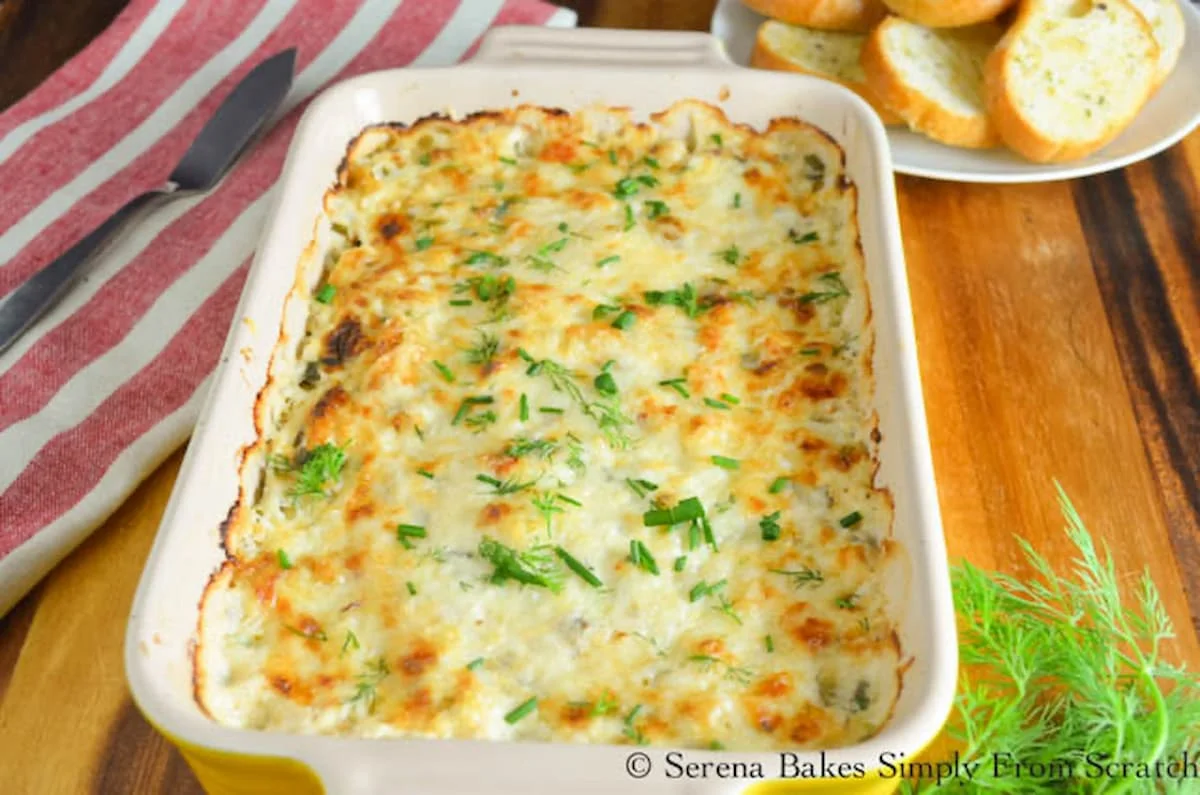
xmin=0 ymin=48 xmax=297 ymax=356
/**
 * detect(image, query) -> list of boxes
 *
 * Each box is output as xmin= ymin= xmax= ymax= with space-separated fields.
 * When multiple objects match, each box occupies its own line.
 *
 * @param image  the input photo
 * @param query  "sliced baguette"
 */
xmin=880 ymin=0 xmax=1017 ymax=27
xmin=1128 ymin=0 xmax=1186 ymax=88
xmin=751 ymin=20 xmax=903 ymax=124
xmin=986 ymin=0 xmax=1160 ymax=163
xmin=860 ymin=18 xmax=1003 ymax=148
xmin=740 ymin=0 xmax=888 ymax=32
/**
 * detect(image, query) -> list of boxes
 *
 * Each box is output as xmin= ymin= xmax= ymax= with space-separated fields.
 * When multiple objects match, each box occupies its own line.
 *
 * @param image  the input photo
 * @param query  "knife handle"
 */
xmin=0 ymin=189 xmax=167 ymax=356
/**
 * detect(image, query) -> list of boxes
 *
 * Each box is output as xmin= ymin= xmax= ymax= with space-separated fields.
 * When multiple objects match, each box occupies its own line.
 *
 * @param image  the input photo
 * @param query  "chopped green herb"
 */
xmin=499 ymin=156 xmax=517 ymax=166
xmin=506 ymin=437 xmax=557 ymax=459
xmin=593 ymin=302 xmax=621 ymax=320
xmin=626 ymin=478 xmax=659 ymax=499
xmin=614 ymin=178 xmax=639 ymax=199
xmin=840 ymin=511 xmax=863 ymax=528
xmin=689 ymin=579 xmax=727 ymax=603
xmin=539 ymin=406 xmax=564 ymax=415
xmin=800 ymin=346 xmax=821 ymax=356
xmin=476 ymin=474 xmax=535 ymax=495
xmin=288 ymin=442 xmax=348 ymax=499
xmin=733 ymin=192 xmax=742 ymax=209
xmin=643 ymin=497 xmax=705 ymax=527
xmin=623 ymin=203 xmax=635 ymax=231
xmin=765 ymin=635 xmax=774 ymax=653
xmin=479 ymin=536 xmax=562 ymax=591
xmin=644 ymin=283 xmax=701 ymax=318
xmin=277 ymin=549 xmax=293 ymax=569
xmin=449 ymin=299 xmax=473 ymax=307
xmin=342 ymin=630 xmax=360 ymax=654
xmin=644 ymin=200 xmax=669 ymax=219
xmin=760 ymin=511 xmax=782 ymax=542
xmin=464 ymin=331 xmax=500 ymax=367
xmin=658 ymin=377 xmax=690 ymax=398
xmin=674 ymin=556 xmax=687 ymax=572
xmin=345 ymin=657 xmax=389 ymax=713
xmin=629 ymin=540 xmax=659 ymax=575
xmin=417 ymin=468 xmax=435 ymax=480
xmin=608 ymin=148 xmax=618 ymax=165
xmin=519 ymin=394 xmax=529 ymax=421
xmin=452 ymin=395 xmax=494 ymax=425
xmin=687 ymin=655 xmax=753 ymax=685
xmin=594 ymin=372 xmax=618 ymax=396
xmin=770 ymin=567 xmax=824 ymax=587
xmin=532 ymin=491 xmax=564 ymax=535
xmin=285 ymin=623 xmax=327 ymax=642
xmin=464 ymin=410 xmax=498 ymax=432
xmin=415 ymin=235 xmax=434 ymax=251
xmin=789 ymin=229 xmax=819 ymax=245
xmin=418 ymin=152 xmax=432 ymax=166
xmin=719 ymin=393 xmax=740 ymax=405
xmin=396 ymin=524 xmax=427 ymax=550
xmin=623 ymin=704 xmax=648 ymax=745
xmin=466 ymin=657 xmax=485 ymax=672
xmin=465 ymin=250 xmax=509 ymax=267
xmin=522 ymin=354 xmax=633 ymax=448
xmin=315 ymin=284 xmax=336 ymax=304
xmin=702 ymin=516 xmax=718 ymax=552
xmin=433 ymin=360 xmax=455 ymax=383
xmin=555 ymin=546 xmax=603 ymax=588
xmin=611 ymin=310 xmax=636 ymax=330
xmin=717 ymin=244 xmax=742 ymax=266
xmin=406 ymin=581 xmax=417 ymax=596
xmin=803 ymin=154 xmax=826 ymax=188
xmin=799 ymin=272 xmax=850 ymax=304
xmin=837 ymin=594 xmax=860 ymax=610
xmin=596 ymin=255 xmax=621 ymax=268
xmin=769 ymin=476 xmax=790 ymax=494
xmin=704 ymin=397 xmax=732 ymax=410
xmin=644 ymin=156 xmax=660 ymax=169
xmin=556 ymin=493 xmax=582 ymax=507
xmin=710 ymin=133 xmax=723 ymax=146
xmin=688 ymin=521 xmax=701 ymax=551
xmin=711 ymin=455 xmax=740 ymax=470
xmin=636 ymin=174 xmax=659 ymax=188
xmin=504 ymin=697 xmax=538 ymax=724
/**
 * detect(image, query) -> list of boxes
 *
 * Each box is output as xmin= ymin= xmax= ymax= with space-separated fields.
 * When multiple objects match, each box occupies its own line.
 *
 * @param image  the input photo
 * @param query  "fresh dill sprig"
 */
xmin=902 ymin=485 xmax=1200 ymax=793
xmin=286 ymin=442 xmax=348 ymax=499
xmin=505 ymin=436 xmax=559 ymax=459
xmin=520 ymin=353 xmax=634 ymax=448
xmin=531 ymin=491 xmax=565 ymax=535
xmin=464 ymin=331 xmax=500 ymax=366
xmin=345 ymin=656 xmax=390 ymax=714
xmin=769 ymin=567 xmax=824 ymax=588
xmin=687 ymin=655 xmax=753 ymax=686
xmin=478 ymin=536 xmax=563 ymax=592
xmin=476 ymin=473 xmax=535 ymax=495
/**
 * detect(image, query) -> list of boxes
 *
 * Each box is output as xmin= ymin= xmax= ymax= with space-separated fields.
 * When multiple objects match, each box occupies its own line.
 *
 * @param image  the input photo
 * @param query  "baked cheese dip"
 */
xmin=196 ymin=101 xmax=905 ymax=751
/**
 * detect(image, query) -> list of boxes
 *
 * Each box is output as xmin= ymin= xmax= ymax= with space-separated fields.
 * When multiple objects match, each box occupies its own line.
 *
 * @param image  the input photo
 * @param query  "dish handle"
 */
xmin=470 ymin=25 xmax=734 ymax=71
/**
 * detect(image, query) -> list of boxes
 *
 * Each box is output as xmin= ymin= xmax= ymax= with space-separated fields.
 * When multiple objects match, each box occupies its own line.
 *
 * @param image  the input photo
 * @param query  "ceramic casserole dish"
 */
xmin=125 ymin=26 xmax=957 ymax=795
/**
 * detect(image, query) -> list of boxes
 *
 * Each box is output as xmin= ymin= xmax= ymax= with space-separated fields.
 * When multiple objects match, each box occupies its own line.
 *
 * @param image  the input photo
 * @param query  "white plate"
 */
xmin=711 ymin=0 xmax=1200 ymax=183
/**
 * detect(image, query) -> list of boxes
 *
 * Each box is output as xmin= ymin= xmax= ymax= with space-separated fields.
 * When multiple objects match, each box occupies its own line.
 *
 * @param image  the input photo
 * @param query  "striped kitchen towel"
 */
xmin=0 ymin=0 xmax=577 ymax=616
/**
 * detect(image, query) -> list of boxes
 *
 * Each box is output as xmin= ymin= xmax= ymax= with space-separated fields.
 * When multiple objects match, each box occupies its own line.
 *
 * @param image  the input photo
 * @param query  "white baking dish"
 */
xmin=125 ymin=26 xmax=956 ymax=795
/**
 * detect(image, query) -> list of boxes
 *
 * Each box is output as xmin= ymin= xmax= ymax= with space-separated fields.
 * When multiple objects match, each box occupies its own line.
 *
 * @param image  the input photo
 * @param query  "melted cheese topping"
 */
xmin=196 ymin=101 xmax=903 ymax=751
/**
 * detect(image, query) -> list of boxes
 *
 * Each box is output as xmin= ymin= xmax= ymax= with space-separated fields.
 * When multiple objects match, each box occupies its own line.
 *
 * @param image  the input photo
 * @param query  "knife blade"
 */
xmin=0 ymin=47 xmax=297 ymax=356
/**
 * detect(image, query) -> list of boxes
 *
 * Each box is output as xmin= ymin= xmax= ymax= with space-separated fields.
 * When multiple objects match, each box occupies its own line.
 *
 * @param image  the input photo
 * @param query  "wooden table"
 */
xmin=1 ymin=1 xmax=1198 ymax=792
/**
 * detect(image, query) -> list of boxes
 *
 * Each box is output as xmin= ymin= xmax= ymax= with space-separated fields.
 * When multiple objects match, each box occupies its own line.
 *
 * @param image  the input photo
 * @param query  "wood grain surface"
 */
xmin=1 ymin=1 xmax=1198 ymax=793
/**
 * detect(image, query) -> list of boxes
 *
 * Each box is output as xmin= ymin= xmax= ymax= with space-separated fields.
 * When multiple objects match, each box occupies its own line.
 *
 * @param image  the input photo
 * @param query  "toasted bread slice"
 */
xmin=740 ymin=0 xmax=888 ymax=32
xmin=986 ymin=0 xmax=1159 ymax=163
xmin=861 ymin=18 xmax=1002 ymax=148
xmin=1128 ymin=0 xmax=1185 ymax=87
xmin=752 ymin=20 xmax=904 ymax=124
xmin=880 ymin=0 xmax=1017 ymax=27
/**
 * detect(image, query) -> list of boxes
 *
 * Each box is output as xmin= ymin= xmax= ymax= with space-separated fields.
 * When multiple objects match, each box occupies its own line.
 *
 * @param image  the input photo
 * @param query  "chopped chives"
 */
xmin=626 ymin=478 xmax=659 ymax=499
xmin=623 ymin=203 xmax=635 ymax=231
xmin=769 ymin=476 xmax=789 ymax=494
xmin=800 ymin=347 xmax=821 ymax=356
xmin=719 ymin=393 xmax=740 ymax=405
xmin=594 ymin=372 xmax=618 ymax=396
xmin=315 ymin=284 xmax=336 ymax=304
xmin=504 ymin=697 xmax=538 ymax=724
xmin=688 ymin=521 xmax=701 ymax=550
xmin=415 ymin=236 xmax=434 ymax=251
xmin=711 ymin=455 xmax=740 ymax=470
xmin=556 ymin=493 xmax=582 ymax=507
xmin=406 ymin=581 xmax=417 ymax=596
xmin=397 ymin=524 xmax=426 ymax=538
xmin=765 ymin=635 xmax=775 ymax=653
xmin=519 ymin=393 xmax=529 ymax=421
xmin=433 ymin=361 xmax=455 ymax=383
xmin=703 ymin=397 xmax=731 ymax=410
xmin=733 ymin=192 xmax=741 ymax=209
xmin=277 ymin=549 xmax=293 ymax=569
xmin=517 ymin=348 xmax=535 ymax=363
xmin=643 ymin=497 xmax=705 ymax=527
xmin=689 ymin=579 xmax=725 ymax=602
xmin=674 ymin=556 xmax=687 ymax=572
xmin=644 ymin=156 xmax=660 ymax=168
xmin=629 ymin=540 xmax=659 ymax=575
xmin=499 ymin=156 xmax=518 ymax=165
xmin=417 ymin=468 xmax=435 ymax=479
xmin=760 ymin=511 xmax=782 ymax=542
xmin=452 ymin=395 xmax=493 ymax=425
xmin=555 ymin=546 xmax=603 ymax=588
xmin=608 ymin=148 xmax=618 ymax=165
xmin=611 ymin=310 xmax=636 ymax=330
xmin=659 ymin=378 xmax=690 ymax=398
xmin=840 ymin=511 xmax=864 ymax=528
xmin=539 ymin=406 xmax=564 ymax=414
xmin=466 ymin=657 xmax=485 ymax=671
xmin=702 ymin=517 xmax=718 ymax=551
xmin=449 ymin=299 xmax=473 ymax=306
xmin=597 ymin=255 xmax=621 ymax=268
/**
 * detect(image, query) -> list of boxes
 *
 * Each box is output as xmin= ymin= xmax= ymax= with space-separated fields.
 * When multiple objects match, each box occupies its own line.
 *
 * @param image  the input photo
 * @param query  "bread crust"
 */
xmin=881 ymin=0 xmax=1016 ymax=27
xmin=750 ymin=25 xmax=904 ymax=125
xmin=740 ymin=0 xmax=888 ymax=32
xmin=984 ymin=0 xmax=1159 ymax=163
xmin=860 ymin=19 xmax=1000 ymax=148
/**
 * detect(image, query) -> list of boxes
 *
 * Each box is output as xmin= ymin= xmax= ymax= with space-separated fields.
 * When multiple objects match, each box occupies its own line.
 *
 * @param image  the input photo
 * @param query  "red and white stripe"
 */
xmin=0 ymin=0 xmax=576 ymax=616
